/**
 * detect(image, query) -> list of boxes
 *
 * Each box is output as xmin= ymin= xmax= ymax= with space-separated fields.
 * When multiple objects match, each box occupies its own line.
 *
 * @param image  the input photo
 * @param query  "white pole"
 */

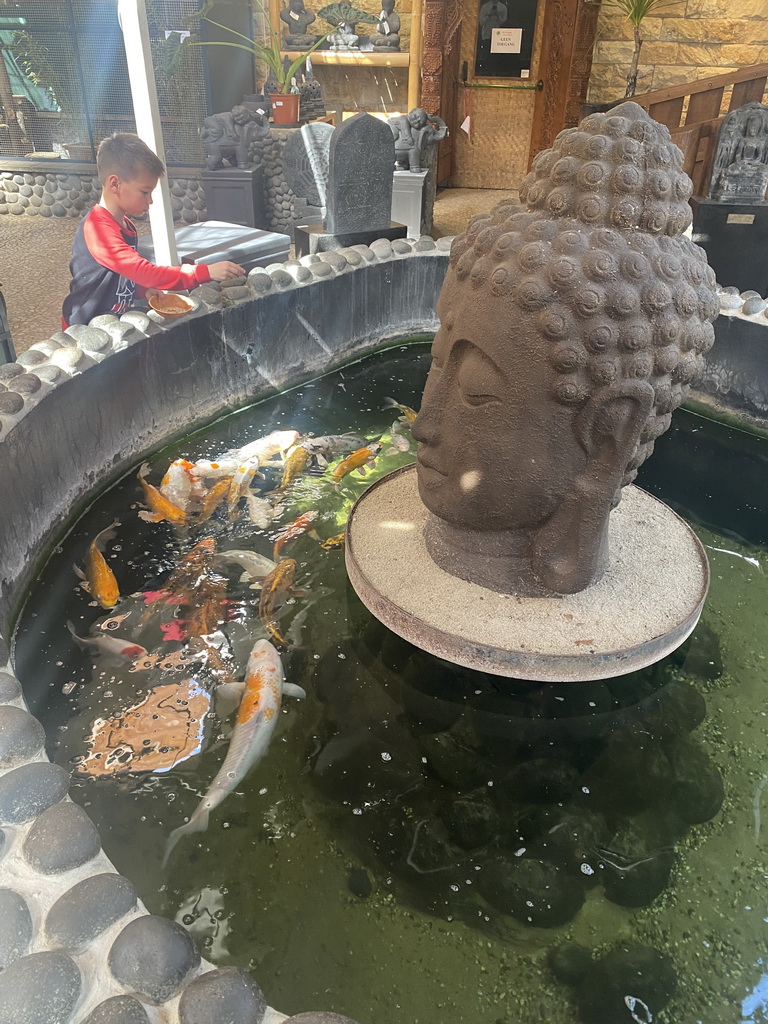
xmin=117 ymin=0 xmax=178 ymax=265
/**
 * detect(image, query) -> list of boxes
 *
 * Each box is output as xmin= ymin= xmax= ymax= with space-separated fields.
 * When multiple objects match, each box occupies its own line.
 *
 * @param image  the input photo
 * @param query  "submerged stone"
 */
xmin=0 ymin=951 xmax=81 ymax=1024
xmin=23 ymin=800 xmax=100 ymax=873
xmin=505 ymin=757 xmax=580 ymax=804
xmin=81 ymin=996 xmax=150 ymax=1024
xmin=576 ymin=943 xmax=676 ymax=1024
xmin=0 ymin=889 xmax=33 ymax=968
xmin=347 ymin=868 xmax=373 ymax=899
xmin=668 ymin=739 xmax=724 ymax=824
xmin=108 ymin=915 xmax=200 ymax=1005
xmin=599 ymin=816 xmax=675 ymax=908
xmin=548 ymin=943 xmax=592 ymax=986
xmin=477 ymin=856 xmax=584 ymax=927
xmin=442 ymin=789 xmax=499 ymax=849
xmin=45 ymin=872 xmax=138 ymax=953
xmin=178 ymin=967 xmax=266 ymax=1024
xmin=0 ymin=671 xmax=21 ymax=702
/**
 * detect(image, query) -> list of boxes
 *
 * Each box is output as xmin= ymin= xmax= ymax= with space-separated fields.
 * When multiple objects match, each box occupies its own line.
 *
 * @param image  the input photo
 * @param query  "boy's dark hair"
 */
xmin=96 ymin=133 xmax=166 ymax=184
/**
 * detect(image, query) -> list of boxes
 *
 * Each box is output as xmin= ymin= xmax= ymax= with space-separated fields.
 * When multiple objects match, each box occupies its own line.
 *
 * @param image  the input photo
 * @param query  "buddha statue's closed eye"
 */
xmin=412 ymin=102 xmax=719 ymax=597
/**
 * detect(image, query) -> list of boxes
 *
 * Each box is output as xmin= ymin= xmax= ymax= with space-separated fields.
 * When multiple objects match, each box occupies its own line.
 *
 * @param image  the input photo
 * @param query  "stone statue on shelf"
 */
xmin=412 ymin=101 xmax=719 ymax=597
xmin=709 ymin=102 xmax=768 ymax=203
xmin=280 ymin=0 xmax=320 ymax=48
xmin=388 ymin=109 xmax=447 ymax=172
xmin=318 ymin=3 xmax=378 ymax=50
xmin=373 ymin=0 xmax=401 ymax=50
xmin=200 ymin=104 xmax=270 ymax=170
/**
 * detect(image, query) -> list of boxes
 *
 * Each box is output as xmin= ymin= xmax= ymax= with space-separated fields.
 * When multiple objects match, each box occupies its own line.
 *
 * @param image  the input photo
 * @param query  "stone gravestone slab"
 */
xmin=325 ymin=112 xmax=395 ymax=234
xmin=283 ymin=122 xmax=334 ymax=209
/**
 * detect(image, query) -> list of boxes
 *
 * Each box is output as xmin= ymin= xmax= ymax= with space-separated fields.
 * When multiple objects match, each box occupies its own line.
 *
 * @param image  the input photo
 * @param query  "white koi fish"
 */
xmin=226 ymin=457 xmax=262 ymax=512
xmin=214 ymin=549 xmax=278 ymax=583
xmin=160 ymin=459 xmax=205 ymax=512
xmin=237 ymin=430 xmax=299 ymax=464
xmin=67 ymin=621 xmax=148 ymax=661
xmin=162 ymin=639 xmax=305 ymax=864
xmin=244 ymin=492 xmax=277 ymax=529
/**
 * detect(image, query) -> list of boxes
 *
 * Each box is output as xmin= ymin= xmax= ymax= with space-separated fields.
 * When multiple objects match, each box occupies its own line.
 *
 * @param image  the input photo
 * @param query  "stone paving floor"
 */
xmin=0 ymin=187 xmax=517 ymax=355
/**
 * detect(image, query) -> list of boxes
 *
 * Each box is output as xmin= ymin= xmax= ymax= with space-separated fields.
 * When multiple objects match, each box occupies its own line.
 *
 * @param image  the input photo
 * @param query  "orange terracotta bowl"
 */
xmin=149 ymin=292 xmax=195 ymax=319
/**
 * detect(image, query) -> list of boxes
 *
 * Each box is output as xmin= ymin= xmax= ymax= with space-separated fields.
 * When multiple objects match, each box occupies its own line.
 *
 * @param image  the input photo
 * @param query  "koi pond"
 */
xmin=11 ymin=342 xmax=768 ymax=1024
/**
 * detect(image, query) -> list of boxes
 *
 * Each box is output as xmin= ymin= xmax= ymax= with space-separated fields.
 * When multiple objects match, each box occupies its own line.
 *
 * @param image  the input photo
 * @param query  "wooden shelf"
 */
xmin=281 ymin=50 xmax=409 ymax=67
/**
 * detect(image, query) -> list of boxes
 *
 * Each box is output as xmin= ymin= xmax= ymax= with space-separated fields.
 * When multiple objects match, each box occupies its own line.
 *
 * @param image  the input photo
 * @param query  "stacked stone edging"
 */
xmin=0 ymin=166 xmax=206 ymax=223
xmin=0 ymin=238 xmax=450 ymax=1024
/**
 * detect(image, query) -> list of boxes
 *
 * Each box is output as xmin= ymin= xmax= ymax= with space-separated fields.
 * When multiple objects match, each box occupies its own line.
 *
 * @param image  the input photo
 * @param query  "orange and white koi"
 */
xmin=163 ymin=639 xmax=305 ymax=863
xmin=226 ymin=457 xmax=262 ymax=515
xmin=271 ymin=510 xmax=319 ymax=560
xmin=258 ymin=558 xmax=299 ymax=644
xmin=238 ymin=429 xmax=300 ymax=464
xmin=74 ymin=520 xmax=121 ymax=609
xmin=383 ymin=397 xmax=418 ymax=423
xmin=137 ymin=464 xmax=187 ymax=525
xmin=331 ymin=443 xmax=382 ymax=485
xmin=160 ymin=459 xmax=205 ymax=512
xmin=67 ymin=620 xmax=147 ymax=661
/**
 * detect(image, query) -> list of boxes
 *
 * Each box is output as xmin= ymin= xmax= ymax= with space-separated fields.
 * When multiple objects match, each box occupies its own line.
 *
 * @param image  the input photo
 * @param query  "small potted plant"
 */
xmin=188 ymin=0 xmax=332 ymax=125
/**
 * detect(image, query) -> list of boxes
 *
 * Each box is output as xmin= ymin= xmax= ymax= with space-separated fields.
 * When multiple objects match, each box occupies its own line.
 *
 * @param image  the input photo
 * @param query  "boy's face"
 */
xmin=106 ymin=171 xmax=159 ymax=218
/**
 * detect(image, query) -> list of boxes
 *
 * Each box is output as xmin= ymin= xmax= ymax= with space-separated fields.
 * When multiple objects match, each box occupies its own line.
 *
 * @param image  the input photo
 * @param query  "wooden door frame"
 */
xmin=528 ymin=0 xmax=600 ymax=167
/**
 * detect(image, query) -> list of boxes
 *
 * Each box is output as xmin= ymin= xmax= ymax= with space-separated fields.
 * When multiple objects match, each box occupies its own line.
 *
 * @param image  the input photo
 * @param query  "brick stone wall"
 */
xmin=587 ymin=0 xmax=768 ymax=106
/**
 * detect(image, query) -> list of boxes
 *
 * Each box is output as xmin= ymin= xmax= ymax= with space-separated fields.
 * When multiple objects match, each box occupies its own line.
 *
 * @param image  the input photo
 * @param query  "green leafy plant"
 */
xmin=186 ymin=0 xmax=332 ymax=94
xmin=597 ymin=0 xmax=675 ymax=98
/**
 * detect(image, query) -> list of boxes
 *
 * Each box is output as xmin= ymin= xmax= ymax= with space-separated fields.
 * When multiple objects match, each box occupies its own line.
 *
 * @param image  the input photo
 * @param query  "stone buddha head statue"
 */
xmin=412 ymin=102 xmax=719 ymax=597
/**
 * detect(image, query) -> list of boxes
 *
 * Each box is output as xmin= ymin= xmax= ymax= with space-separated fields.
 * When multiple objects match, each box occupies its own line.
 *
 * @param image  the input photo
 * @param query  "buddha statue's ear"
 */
xmin=529 ymin=380 xmax=655 ymax=594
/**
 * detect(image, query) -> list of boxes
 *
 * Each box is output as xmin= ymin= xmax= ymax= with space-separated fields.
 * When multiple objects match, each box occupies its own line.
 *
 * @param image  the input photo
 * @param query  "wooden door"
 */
xmin=527 ymin=0 xmax=600 ymax=167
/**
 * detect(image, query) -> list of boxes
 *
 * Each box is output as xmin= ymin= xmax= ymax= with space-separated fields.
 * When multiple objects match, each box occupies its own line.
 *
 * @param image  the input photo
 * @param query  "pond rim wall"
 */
xmin=0 ymin=241 xmax=446 ymax=1024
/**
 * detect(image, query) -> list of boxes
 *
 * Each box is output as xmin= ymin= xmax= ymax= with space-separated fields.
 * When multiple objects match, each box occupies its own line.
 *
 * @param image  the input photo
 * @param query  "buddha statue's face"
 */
xmin=412 ymin=281 xmax=588 ymax=533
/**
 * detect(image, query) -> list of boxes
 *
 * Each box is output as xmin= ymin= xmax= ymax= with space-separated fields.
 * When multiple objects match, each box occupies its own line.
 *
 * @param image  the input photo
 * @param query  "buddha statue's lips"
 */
xmin=417 ymin=454 xmax=448 ymax=480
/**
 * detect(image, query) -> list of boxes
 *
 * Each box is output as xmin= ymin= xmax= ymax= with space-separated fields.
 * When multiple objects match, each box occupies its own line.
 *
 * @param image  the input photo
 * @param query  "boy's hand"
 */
xmin=208 ymin=261 xmax=246 ymax=282
xmin=145 ymin=288 xmax=162 ymax=302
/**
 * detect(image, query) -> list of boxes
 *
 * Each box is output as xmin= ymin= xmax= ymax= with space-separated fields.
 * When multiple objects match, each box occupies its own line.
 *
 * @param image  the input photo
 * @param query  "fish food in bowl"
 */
xmin=149 ymin=292 xmax=194 ymax=319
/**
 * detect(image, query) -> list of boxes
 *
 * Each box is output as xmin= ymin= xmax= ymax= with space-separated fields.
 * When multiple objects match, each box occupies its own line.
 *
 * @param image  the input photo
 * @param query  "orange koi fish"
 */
xmin=137 ymin=464 xmax=187 ymax=525
xmin=383 ymin=397 xmax=418 ymax=423
xmin=74 ymin=520 xmax=121 ymax=609
xmin=331 ymin=444 xmax=382 ymax=485
xmin=195 ymin=476 xmax=232 ymax=524
xmin=271 ymin=511 xmax=319 ymax=560
xmin=163 ymin=537 xmax=217 ymax=593
xmin=258 ymin=558 xmax=300 ymax=645
xmin=163 ymin=639 xmax=305 ymax=863
xmin=278 ymin=444 xmax=310 ymax=491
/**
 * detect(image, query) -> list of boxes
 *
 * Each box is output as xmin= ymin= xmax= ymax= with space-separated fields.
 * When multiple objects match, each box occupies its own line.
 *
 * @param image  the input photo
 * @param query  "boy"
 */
xmin=62 ymin=133 xmax=244 ymax=326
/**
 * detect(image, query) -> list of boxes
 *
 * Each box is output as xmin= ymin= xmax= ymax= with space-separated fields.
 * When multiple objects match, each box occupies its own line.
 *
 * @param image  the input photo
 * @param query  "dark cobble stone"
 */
xmin=19 ymin=184 xmax=33 ymax=197
xmin=443 ymin=789 xmax=499 ymax=849
xmin=108 ymin=915 xmax=200 ymax=1004
xmin=35 ymin=365 xmax=64 ymax=385
xmin=23 ymin=800 xmax=100 ymax=873
xmin=0 ymin=392 xmax=24 ymax=416
xmin=76 ymin=326 xmax=111 ymax=352
xmin=347 ymin=867 xmax=373 ymax=899
xmin=576 ymin=943 xmax=676 ymax=1024
xmin=81 ymin=995 xmax=150 ymax=1023
xmin=39 ymin=206 xmax=52 ymax=217
xmin=0 ymin=761 xmax=69 ymax=824
xmin=52 ymin=203 xmax=66 ymax=217
xmin=0 ymin=634 xmax=9 ymax=662
xmin=645 ymin=677 xmax=706 ymax=740
xmin=0 ymin=362 xmax=24 ymax=381
xmin=178 ymin=967 xmax=267 ymax=1024
xmin=0 ymin=889 xmax=33 ymax=968
xmin=418 ymin=730 xmax=487 ymax=790
xmin=41 ymin=192 xmax=55 ymax=206
xmin=0 ymin=951 xmax=81 ymax=1024
xmin=743 ymin=296 xmax=767 ymax=316
xmin=9 ymin=373 xmax=41 ymax=396
xmin=548 ymin=942 xmax=592 ymax=986
xmin=46 ymin=872 xmax=137 ymax=953
xmin=529 ymin=808 xmax=609 ymax=877
xmin=668 ymin=738 xmax=724 ymax=824
xmin=414 ymin=237 xmax=436 ymax=251
xmin=16 ymin=349 xmax=47 ymax=367
xmin=29 ymin=195 xmax=42 ymax=207
xmin=286 ymin=1016 xmax=363 ymax=1024
xmin=0 ymin=705 xmax=45 ymax=768
xmin=224 ymin=285 xmax=251 ymax=301
xmin=477 ymin=856 xmax=584 ymax=926
xmin=599 ymin=816 xmax=675 ymax=907
xmin=0 ymin=671 xmax=19 ymax=704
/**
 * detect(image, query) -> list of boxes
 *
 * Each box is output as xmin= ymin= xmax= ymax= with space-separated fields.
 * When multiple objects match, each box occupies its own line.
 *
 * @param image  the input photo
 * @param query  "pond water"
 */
xmin=12 ymin=342 xmax=768 ymax=1024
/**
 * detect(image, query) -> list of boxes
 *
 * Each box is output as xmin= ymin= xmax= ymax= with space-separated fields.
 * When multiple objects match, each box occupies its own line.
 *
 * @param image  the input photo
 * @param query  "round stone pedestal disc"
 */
xmin=345 ymin=465 xmax=709 ymax=682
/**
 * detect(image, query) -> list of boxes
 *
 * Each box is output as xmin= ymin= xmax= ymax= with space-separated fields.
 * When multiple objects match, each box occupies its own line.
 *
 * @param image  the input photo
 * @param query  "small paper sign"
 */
xmin=727 ymin=214 xmax=756 ymax=225
xmin=490 ymin=27 xmax=522 ymax=53
xmin=460 ymin=115 xmax=472 ymax=135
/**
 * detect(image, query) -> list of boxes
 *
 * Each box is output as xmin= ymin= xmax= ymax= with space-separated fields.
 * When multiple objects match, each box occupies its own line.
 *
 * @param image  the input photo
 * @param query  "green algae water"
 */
xmin=12 ymin=343 xmax=768 ymax=1024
